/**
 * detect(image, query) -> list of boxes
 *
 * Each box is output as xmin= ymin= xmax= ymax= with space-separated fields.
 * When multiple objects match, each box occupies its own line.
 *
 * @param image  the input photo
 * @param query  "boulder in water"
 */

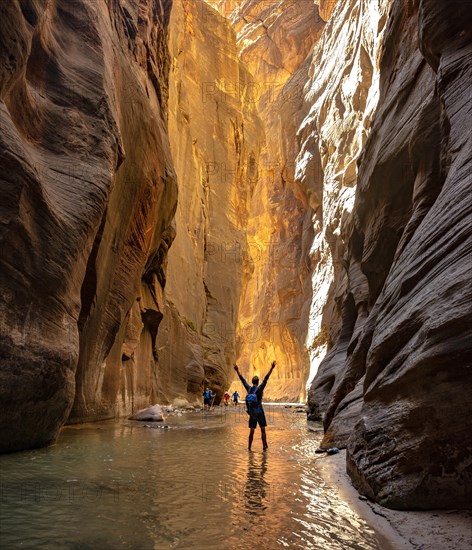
xmin=129 ymin=405 xmax=164 ymax=422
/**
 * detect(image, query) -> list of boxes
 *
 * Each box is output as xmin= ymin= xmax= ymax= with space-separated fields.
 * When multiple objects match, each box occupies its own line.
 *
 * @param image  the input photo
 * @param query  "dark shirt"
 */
xmin=238 ymin=372 xmax=271 ymax=413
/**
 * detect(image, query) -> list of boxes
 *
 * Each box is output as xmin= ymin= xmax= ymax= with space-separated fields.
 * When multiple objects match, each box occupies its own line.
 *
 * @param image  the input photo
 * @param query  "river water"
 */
xmin=0 ymin=407 xmax=388 ymax=549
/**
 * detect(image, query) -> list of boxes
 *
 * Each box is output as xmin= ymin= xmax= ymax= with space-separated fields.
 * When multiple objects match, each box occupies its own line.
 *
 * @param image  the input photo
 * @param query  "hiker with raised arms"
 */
xmin=233 ymin=361 xmax=276 ymax=451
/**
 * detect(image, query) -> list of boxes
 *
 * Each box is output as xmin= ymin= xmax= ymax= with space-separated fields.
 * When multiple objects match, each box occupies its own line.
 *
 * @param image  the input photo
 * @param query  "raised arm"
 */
xmin=258 ymin=361 xmax=276 ymax=392
xmin=233 ymin=364 xmax=250 ymax=392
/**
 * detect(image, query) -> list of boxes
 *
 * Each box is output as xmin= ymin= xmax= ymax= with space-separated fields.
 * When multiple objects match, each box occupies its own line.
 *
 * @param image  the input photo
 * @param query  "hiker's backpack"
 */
xmin=245 ymin=386 xmax=259 ymax=415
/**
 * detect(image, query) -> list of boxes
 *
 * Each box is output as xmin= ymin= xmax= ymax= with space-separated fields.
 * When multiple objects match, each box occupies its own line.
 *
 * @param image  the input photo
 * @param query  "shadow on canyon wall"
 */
xmin=308 ymin=0 xmax=472 ymax=509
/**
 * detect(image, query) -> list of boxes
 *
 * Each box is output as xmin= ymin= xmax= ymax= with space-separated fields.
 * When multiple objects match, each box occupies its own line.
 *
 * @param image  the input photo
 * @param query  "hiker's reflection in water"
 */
xmin=244 ymin=451 xmax=269 ymax=514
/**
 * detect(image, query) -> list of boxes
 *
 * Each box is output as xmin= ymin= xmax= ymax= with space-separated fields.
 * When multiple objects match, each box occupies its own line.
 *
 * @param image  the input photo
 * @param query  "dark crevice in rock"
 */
xmin=142 ymin=308 xmax=163 ymax=361
xmin=77 ymin=212 xmax=106 ymax=333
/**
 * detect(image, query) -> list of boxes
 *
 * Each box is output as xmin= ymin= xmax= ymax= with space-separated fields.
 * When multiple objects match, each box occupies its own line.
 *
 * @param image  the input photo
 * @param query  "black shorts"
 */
xmin=204 ymin=398 xmax=211 ymax=405
xmin=249 ymin=411 xmax=267 ymax=429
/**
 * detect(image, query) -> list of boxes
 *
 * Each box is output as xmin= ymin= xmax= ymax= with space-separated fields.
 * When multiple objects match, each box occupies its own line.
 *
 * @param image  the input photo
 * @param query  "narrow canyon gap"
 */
xmin=0 ymin=0 xmax=470 ymax=512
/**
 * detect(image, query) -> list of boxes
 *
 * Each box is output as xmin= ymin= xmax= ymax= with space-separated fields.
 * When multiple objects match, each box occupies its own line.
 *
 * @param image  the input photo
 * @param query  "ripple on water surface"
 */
xmin=0 ymin=408 xmax=384 ymax=549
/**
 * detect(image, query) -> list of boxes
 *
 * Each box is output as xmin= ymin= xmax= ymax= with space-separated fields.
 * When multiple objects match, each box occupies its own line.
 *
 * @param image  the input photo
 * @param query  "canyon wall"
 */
xmin=159 ymin=0 xmax=323 ymax=402
xmin=0 ymin=0 xmax=177 ymax=449
xmin=301 ymin=0 xmax=392 ymax=419
xmin=217 ymin=0 xmax=324 ymax=401
xmin=155 ymin=0 xmax=264 ymax=404
xmin=307 ymin=0 xmax=472 ymax=509
xmin=230 ymin=0 xmax=322 ymax=401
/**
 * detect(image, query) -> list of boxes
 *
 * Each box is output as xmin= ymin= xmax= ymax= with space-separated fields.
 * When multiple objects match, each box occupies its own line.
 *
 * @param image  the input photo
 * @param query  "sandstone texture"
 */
xmin=225 ymin=0 xmax=324 ymax=401
xmin=156 ymin=0 xmax=264 ymax=404
xmin=0 ymin=0 xmax=177 ymax=450
xmin=160 ymin=0 xmax=324 ymax=403
xmin=307 ymin=0 xmax=472 ymax=509
xmin=297 ymin=0 xmax=392 ymax=399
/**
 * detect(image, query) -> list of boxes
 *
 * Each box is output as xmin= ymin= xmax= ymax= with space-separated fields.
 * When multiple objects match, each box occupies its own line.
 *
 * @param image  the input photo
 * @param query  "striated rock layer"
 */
xmin=301 ymin=0 xmax=392 ymax=425
xmin=308 ymin=0 xmax=472 ymax=509
xmin=0 ymin=0 xmax=177 ymax=449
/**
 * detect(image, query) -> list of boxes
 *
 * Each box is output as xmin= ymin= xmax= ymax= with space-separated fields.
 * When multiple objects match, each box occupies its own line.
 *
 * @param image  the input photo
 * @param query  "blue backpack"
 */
xmin=245 ymin=386 xmax=259 ymax=415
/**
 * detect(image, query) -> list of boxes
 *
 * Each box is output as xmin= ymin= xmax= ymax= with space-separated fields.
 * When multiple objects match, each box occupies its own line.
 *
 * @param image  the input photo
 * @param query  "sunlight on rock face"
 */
xmin=226 ymin=0 xmax=324 ymax=402
xmin=299 ymin=0 xmax=392 ymax=387
xmin=157 ymin=0 xmax=264 ymax=403
xmin=161 ymin=0 xmax=326 ymax=403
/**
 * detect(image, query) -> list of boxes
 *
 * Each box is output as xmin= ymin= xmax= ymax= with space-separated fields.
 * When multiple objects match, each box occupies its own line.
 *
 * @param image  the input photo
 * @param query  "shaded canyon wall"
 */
xmin=0 ymin=0 xmax=177 ymax=449
xmin=307 ymin=0 xmax=472 ymax=509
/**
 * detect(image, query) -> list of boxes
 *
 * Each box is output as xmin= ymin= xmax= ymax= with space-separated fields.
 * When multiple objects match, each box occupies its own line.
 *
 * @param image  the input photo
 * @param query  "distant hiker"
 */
xmin=203 ymin=388 xmax=212 ymax=410
xmin=234 ymin=361 xmax=276 ymax=451
xmin=223 ymin=392 xmax=230 ymax=406
xmin=232 ymin=391 xmax=239 ymax=406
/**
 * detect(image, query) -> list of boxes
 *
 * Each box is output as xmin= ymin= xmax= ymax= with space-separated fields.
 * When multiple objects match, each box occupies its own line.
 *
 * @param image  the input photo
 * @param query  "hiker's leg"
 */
xmin=259 ymin=411 xmax=268 ymax=449
xmin=261 ymin=427 xmax=268 ymax=449
xmin=248 ymin=428 xmax=255 ymax=450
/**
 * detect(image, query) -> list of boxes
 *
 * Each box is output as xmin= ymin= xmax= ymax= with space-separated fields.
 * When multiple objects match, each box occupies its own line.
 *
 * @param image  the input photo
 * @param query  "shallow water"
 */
xmin=0 ymin=407 xmax=385 ymax=549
